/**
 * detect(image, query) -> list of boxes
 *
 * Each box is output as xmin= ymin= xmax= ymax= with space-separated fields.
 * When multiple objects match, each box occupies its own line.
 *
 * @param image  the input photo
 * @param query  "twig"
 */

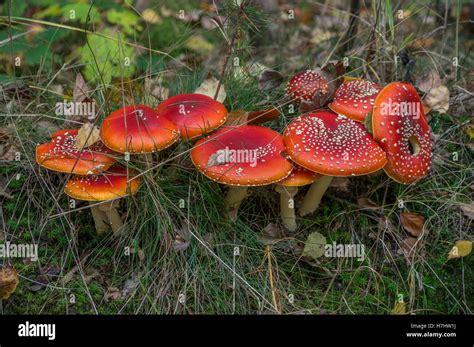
xmin=214 ymin=1 xmax=246 ymax=100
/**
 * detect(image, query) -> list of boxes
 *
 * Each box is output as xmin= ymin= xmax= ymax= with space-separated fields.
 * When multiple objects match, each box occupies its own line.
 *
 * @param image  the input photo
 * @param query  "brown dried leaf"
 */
xmin=0 ymin=265 xmax=19 ymax=299
xmin=357 ymin=197 xmax=380 ymax=210
xmin=195 ymin=77 xmax=226 ymax=103
xmin=400 ymin=212 xmax=425 ymax=237
xmin=258 ymin=69 xmax=283 ymax=91
xmin=398 ymin=237 xmax=418 ymax=260
xmin=258 ymin=223 xmax=285 ymax=245
xmin=416 ymin=70 xmax=442 ymax=93
xmin=459 ymin=203 xmax=474 ymax=220
xmin=74 ymin=122 xmax=100 ymax=149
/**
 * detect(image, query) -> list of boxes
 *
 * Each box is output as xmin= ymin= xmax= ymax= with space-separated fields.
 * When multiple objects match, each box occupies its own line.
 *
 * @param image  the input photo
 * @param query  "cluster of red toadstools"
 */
xmin=36 ymin=69 xmax=432 ymax=234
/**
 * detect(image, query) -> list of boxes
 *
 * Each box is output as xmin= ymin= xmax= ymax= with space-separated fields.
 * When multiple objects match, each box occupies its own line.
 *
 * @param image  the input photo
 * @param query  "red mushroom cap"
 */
xmin=64 ymin=166 xmax=141 ymax=201
xmin=372 ymin=82 xmax=432 ymax=184
xmin=328 ymin=79 xmax=382 ymax=122
xmin=285 ymin=70 xmax=330 ymax=103
xmin=156 ymin=93 xmax=228 ymax=140
xmin=277 ymin=165 xmax=321 ymax=187
xmin=36 ymin=129 xmax=116 ymax=175
xmin=283 ymin=111 xmax=387 ymax=176
xmin=100 ymin=104 xmax=179 ymax=153
xmin=190 ymin=125 xmax=293 ymax=186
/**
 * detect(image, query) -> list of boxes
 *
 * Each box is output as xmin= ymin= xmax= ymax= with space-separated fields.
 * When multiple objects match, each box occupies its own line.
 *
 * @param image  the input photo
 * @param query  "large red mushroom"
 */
xmin=156 ymin=93 xmax=228 ymax=140
xmin=191 ymin=125 xmax=293 ymax=219
xmin=283 ymin=110 xmax=387 ymax=216
xmin=372 ymin=82 xmax=432 ymax=184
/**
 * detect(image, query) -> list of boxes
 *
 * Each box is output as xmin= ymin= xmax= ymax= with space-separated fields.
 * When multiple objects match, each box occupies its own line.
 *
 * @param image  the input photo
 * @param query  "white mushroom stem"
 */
xmin=275 ymin=185 xmax=298 ymax=232
xmin=89 ymin=202 xmax=109 ymax=234
xmin=224 ymin=186 xmax=248 ymax=219
xmin=299 ymin=176 xmax=333 ymax=217
xmin=98 ymin=200 xmax=124 ymax=233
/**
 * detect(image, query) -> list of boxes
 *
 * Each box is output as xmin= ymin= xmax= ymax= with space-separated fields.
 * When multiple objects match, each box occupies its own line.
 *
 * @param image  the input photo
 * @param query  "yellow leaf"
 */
xmin=465 ymin=125 xmax=474 ymax=140
xmin=142 ymin=9 xmax=162 ymax=24
xmin=392 ymin=300 xmax=407 ymax=314
xmin=448 ymin=240 xmax=473 ymax=259
xmin=0 ymin=265 xmax=19 ymax=299
xmin=185 ymin=35 xmax=214 ymax=56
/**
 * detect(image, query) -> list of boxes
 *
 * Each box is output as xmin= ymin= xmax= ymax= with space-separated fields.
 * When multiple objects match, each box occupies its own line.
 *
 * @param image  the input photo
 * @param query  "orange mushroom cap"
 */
xmin=64 ymin=166 xmax=141 ymax=201
xmin=156 ymin=93 xmax=228 ymax=140
xmin=283 ymin=110 xmax=387 ymax=176
xmin=190 ymin=125 xmax=293 ymax=187
xmin=285 ymin=70 xmax=330 ymax=103
xmin=328 ymin=79 xmax=382 ymax=122
xmin=36 ymin=129 xmax=116 ymax=175
xmin=100 ymin=104 xmax=179 ymax=153
xmin=277 ymin=165 xmax=321 ymax=187
xmin=372 ymin=82 xmax=432 ymax=184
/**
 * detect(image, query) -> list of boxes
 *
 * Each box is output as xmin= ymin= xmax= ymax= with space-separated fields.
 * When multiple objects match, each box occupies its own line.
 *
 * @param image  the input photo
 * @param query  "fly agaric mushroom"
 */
xmin=190 ymin=125 xmax=293 ymax=220
xmin=285 ymin=70 xmax=330 ymax=103
xmin=64 ymin=166 xmax=141 ymax=233
xmin=156 ymin=93 xmax=228 ymax=140
xmin=328 ymin=79 xmax=382 ymax=122
xmin=36 ymin=129 xmax=116 ymax=175
xmin=100 ymin=104 xmax=179 ymax=166
xmin=283 ymin=110 xmax=387 ymax=217
xmin=372 ymin=82 xmax=432 ymax=184
xmin=275 ymin=165 xmax=320 ymax=231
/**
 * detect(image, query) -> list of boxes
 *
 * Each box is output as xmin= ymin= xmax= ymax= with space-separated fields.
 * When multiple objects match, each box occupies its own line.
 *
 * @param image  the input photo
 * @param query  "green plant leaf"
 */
xmin=79 ymin=28 xmax=136 ymax=84
xmin=107 ymin=9 xmax=142 ymax=35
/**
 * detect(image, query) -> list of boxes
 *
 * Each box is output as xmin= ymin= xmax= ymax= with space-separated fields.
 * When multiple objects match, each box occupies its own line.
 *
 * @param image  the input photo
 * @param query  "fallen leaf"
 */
xmin=465 ymin=124 xmax=474 ymax=140
xmin=424 ymin=85 xmax=449 ymax=113
xmin=459 ymin=203 xmax=474 ymax=220
xmin=257 ymin=223 xmax=285 ymax=245
xmin=142 ymin=9 xmax=162 ymax=24
xmin=0 ymin=265 xmax=19 ymax=299
xmin=400 ymin=212 xmax=425 ymax=237
xmin=66 ymin=73 xmax=98 ymax=125
xmin=391 ymin=300 xmax=407 ymax=314
xmin=447 ymin=240 xmax=472 ymax=260
xmin=0 ymin=127 xmax=18 ymax=161
xmin=398 ymin=237 xmax=418 ymax=260
xmin=185 ymin=35 xmax=214 ymax=56
xmin=258 ymin=69 xmax=283 ymax=91
xmin=74 ymin=122 xmax=100 ymax=149
xmin=224 ymin=110 xmax=249 ymax=126
xmin=302 ymin=232 xmax=327 ymax=260
xmin=416 ymin=70 xmax=442 ymax=94
xmin=104 ymin=286 xmax=121 ymax=301
xmin=174 ymin=234 xmax=190 ymax=252
xmin=357 ymin=197 xmax=380 ymax=210
xmin=195 ymin=77 xmax=226 ymax=103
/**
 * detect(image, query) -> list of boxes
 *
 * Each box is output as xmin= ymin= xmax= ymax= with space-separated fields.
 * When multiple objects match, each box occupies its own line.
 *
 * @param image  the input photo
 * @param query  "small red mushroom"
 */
xmin=328 ymin=79 xmax=382 ymax=122
xmin=372 ymin=82 xmax=432 ymax=184
xmin=283 ymin=110 xmax=387 ymax=216
xmin=190 ymin=125 xmax=293 ymax=219
xmin=275 ymin=165 xmax=320 ymax=231
xmin=156 ymin=93 xmax=228 ymax=140
xmin=36 ymin=129 xmax=116 ymax=175
xmin=64 ymin=166 xmax=141 ymax=233
xmin=285 ymin=70 xmax=330 ymax=103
